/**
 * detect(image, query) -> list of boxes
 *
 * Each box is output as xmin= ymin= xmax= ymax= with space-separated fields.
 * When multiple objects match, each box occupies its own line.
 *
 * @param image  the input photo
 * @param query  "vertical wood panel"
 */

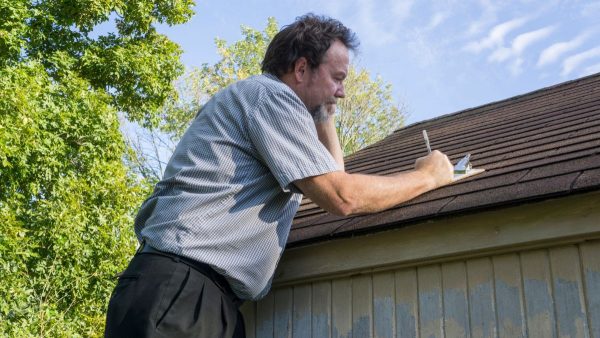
xmin=395 ymin=268 xmax=418 ymax=338
xmin=352 ymin=274 xmax=373 ymax=337
xmin=332 ymin=278 xmax=352 ymax=338
xmin=373 ymin=272 xmax=395 ymax=338
xmin=580 ymin=240 xmax=600 ymax=338
xmin=258 ymin=240 xmax=600 ymax=338
xmin=521 ymin=250 xmax=557 ymax=338
xmin=240 ymin=301 xmax=256 ymax=338
xmin=257 ymin=292 xmax=275 ymax=338
xmin=549 ymin=246 xmax=590 ymax=338
xmin=467 ymin=258 xmax=497 ymax=338
xmin=274 ymin=288 xmax=293 ymax=338
xmin=312 ymin=281 xmax=332 ymax=338
xmin=292 ymin=284 xmax=311 ymax=338
xmin=492 ymin=253 xmax=526 ymax=338
xmin=442 ymin=261 xmax=470 ymax=338
xmin=418 ymin=264 xmax=443 ymax=338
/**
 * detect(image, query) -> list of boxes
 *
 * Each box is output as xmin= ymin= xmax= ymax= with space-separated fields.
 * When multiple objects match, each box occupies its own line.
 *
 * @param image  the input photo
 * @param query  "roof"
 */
xmin=289 ymin=72 xmax=600 ymax=247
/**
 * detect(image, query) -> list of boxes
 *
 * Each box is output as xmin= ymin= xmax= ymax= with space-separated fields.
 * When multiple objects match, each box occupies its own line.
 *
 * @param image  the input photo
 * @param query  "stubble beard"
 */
xmin=311 ymin=98 xmax=337 ymax=123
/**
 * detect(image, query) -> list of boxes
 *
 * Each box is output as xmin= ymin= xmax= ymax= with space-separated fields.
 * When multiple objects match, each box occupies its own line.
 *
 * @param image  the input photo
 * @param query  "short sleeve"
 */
xmin=247 ymin=88 xmax=341 ymax=192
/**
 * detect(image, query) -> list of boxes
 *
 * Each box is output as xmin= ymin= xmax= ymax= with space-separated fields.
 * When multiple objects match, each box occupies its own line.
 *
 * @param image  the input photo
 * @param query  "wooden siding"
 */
xmin=276 ymin=191 xmax=600 ymax=286
xmin=242 ymin=240 xmax=600 ymax=338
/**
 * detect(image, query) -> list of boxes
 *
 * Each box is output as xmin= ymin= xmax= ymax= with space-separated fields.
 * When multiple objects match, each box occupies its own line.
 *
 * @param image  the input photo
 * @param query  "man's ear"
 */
xmin=293 ymin=57 xmax=308 ymax=83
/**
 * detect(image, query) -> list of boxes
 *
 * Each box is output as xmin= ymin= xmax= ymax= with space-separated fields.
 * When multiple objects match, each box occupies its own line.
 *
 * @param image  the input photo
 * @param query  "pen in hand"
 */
xmin=422 ymin=130 xmax=432 ymax=154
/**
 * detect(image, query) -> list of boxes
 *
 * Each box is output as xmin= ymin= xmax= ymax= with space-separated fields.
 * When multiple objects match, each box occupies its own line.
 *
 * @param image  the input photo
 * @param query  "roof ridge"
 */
xmin=397 ymin=72 xmax=600 ymax=132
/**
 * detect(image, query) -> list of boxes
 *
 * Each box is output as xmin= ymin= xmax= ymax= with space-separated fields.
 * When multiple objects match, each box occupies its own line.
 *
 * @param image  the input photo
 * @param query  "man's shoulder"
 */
xmin=240 ymin=73 xmax=290 ymax=94
xmin=219 ymin=73 xmax=304 ymax=115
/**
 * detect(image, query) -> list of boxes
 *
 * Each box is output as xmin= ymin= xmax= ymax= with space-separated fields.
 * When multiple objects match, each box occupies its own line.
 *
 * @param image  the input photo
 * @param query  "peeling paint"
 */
xmin=251 ymin=242 xmax=600 ymax=338
xmin=419 ymin=290 xmax=442 ymax=338
xmin=257 ymin=319 xmax=273 ymax=338
xmin=312 ymin=313 xmax=329 ymax=338
xmin=374 ymin=297 xmax=394 ymax=338
xmin=444 ymin=319 xmax=468 ymax=338
xmin=332 ymin=327 xmax=352 ymax=338
xmin=585 ymin=269 xmax=600 ymax=338
xmin=293 ymin=312 xmax=310 ymax=338
xmin=395 ymin=302 xmax=417 ymax=338
xmin=443 ymin=288 xmax=469 ymax=336
xmin=495 ymin=280 xmax=525 ymax=337
xmin=523 ymin=279 xmax=556 ymax=337
xmin=553 ymin=278 xmax=588 ymax=337
xmin=469 ymin=282 xmax=496 ymax=337
xmin=274 ymin=308 xmax=291 ymax=337
xmin=419 ymin=290 xmax=442 ymax=324
xmin=353 ymin=316 xmax=371 ymax=338
xmin=524 ymin=279 xmax=553 ymax=317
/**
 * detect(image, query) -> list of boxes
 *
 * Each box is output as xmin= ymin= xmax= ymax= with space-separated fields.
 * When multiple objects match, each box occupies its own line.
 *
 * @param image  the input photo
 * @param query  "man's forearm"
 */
xmin=295 ymin=150 xmax=454 ymax=216
xmin=339 ymin=170 xmax=435 ymax=214
xmin=315 ymin=117 xmax=345 ymax=171
xmin=297 ymin=169 xmax=436 ymax=216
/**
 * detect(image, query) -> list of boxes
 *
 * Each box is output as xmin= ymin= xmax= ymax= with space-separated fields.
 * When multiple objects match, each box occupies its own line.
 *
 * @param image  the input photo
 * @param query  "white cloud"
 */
xmin=512 ymin=26 xmax=555 ymax=54
xmin=466 ymin=0 xmax=501 ymax=36
xmin=509 ymin=58 xmax=524 ymax=76
xmin=537 ymin=31 xmax=592 ymax=67
xmin=562 ymin=46 xmax=600 ymax=76
xmin=406 ymin=29 xmax=437 ymax=67
xmin=581 ymin=63 xmax=600 ymax=76
xmin=581 ymin=1 xmax=600 ymax=17
xmin=464 ymin=17 xmax=528 ymax=53
xmin=426 ymin=12 xmax=447 ymax=31
xmin=489 ymin=46 xmax=512 ymax=62
xmin=339 ymin=0 xmax=399 ymax=47
xmin=324 ymin=0 xmax=344 ymax=16
xmin=391 ymin=0 xmax=415 ymax=22
xmin=488 ymin=26 xmax=555 ymax=63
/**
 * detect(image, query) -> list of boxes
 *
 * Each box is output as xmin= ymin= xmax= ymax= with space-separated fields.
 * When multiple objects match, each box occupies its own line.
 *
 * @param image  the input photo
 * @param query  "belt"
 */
xmin=138 ymin=242 xmax=242 ymax=307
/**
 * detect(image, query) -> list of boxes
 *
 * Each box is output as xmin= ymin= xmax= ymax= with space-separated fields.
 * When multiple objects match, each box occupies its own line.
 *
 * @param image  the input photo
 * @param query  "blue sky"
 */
xmin=156 ymin=0 xmax=600 ymax=125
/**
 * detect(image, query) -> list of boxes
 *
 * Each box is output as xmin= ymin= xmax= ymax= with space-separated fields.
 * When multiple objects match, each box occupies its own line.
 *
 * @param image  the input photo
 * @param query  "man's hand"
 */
xmin=314 ymin=103 xmax=344 ymax=170
xmin=414 ymin=150 xmax=454 ymax=189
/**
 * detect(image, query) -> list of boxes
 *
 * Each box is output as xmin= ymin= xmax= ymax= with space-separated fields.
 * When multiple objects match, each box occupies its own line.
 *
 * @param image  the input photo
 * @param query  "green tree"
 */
xmin=0 ymin=0 xmax=193 ymax=336
xmin=125 ymin=18 xmax=279 ymax=183
xmin=336 ymin=67 xmax=405 ymax=155
xmin=128 ymin=18 xmax=405 ymax=182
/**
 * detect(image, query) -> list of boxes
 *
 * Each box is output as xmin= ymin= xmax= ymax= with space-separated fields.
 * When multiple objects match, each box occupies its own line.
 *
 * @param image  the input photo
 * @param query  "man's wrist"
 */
xmin=414 ymin=168 xmax=438 ymax=191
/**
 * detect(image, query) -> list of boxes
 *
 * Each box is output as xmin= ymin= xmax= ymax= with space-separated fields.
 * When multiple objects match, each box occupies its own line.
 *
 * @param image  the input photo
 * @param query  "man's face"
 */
xmin=303 ymin=40 xmax=349 ymax=114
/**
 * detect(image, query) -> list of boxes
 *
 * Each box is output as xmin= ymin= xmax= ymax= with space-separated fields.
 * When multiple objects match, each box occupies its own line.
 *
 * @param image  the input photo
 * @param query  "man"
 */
xmin=105 ymin=14 xmax=453 ymax=337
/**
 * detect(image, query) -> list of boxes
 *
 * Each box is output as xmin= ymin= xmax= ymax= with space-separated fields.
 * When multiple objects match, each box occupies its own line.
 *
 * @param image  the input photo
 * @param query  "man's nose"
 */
xmin=335 ymin=84 xmax=345 ymax=98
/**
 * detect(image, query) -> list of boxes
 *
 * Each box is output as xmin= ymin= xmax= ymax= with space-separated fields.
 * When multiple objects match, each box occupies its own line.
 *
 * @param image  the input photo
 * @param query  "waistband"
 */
xmin=138 ymin=242 xmax=243 ymax=307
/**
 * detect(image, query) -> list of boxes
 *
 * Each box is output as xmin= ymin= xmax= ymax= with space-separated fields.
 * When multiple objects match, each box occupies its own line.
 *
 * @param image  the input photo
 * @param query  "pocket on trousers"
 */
xmin=111 ymin=273 xmax=141 ymax=297
xmin=155 ymin=264 xmax=193 ymax=329
xmin=156 ymin=266 xmax=232 ymax=337
xmin=106 ymin=272 xmax=142 ymax=328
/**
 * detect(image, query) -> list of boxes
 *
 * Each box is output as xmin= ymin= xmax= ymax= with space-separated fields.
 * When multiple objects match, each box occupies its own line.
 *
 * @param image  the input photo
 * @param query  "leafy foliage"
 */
xmin=0 ymin=0 xmax=193 ymax=335
xmin=337 ymin=67 xmax=405 ymax=155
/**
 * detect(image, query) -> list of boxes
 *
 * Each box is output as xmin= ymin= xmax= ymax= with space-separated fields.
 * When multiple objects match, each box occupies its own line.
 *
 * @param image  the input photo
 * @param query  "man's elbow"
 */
xmin=326 ymin=196 xmax=360 ymax=217
xmin=326 ymin=204 xmax=352 ymax=217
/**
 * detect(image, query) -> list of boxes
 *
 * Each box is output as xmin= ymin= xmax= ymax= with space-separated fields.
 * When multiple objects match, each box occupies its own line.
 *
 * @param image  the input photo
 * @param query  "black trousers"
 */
xmin=105 ymin=251 xmax=246 ymax=337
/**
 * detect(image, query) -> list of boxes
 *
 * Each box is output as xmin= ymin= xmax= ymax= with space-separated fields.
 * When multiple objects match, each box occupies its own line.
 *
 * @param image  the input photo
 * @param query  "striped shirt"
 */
xmin=134 ymin=73 xmax=340 ymax=300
